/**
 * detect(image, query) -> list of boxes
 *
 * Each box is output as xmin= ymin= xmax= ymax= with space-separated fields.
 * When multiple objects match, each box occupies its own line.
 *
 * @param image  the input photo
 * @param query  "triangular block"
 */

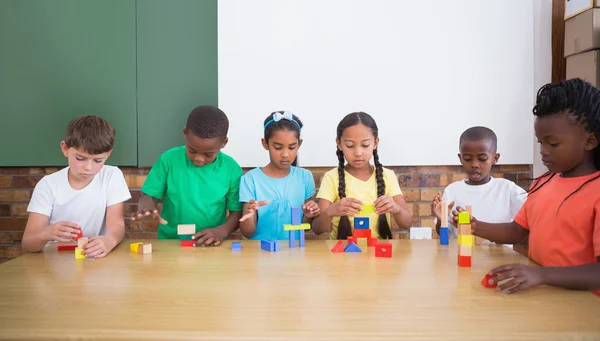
xmin=331 ymin=240 xmax=345 ymax=253
xmin=344 ymin=242 xmax=362 ymax=253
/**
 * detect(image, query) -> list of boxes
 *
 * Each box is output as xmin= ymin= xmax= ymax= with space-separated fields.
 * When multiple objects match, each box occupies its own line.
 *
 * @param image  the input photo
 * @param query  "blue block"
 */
xmin=291 ymin=207 xmax=302 ymax=225
xmin=261 ymin=240 xmax=280 ymax=252
xmin=439 ymin=227 xmax=449 ymax=245
xmin=344 ymin=242 xmax=362 ymax=252
xmin=354 ymin=217 xmax=369 ymax=229
xmin=289 ymin=230 xmax=296 ymax=248
xmin=231 ymin=242 xmax=242 ymax=251
xmin=299 ymin=230 xmax=305 ymax=247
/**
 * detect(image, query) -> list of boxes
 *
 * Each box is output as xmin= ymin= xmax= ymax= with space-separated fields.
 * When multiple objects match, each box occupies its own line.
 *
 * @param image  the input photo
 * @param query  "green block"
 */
xmin=179 ymin=234 xmax=194 ymax=241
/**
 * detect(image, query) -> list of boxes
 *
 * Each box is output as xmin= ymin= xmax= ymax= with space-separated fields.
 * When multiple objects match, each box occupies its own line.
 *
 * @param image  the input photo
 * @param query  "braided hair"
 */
xmin=529 ymin=78 xmax=600 ymax=209
xmin=263 ymin=111 xmax=304 ymax=166
xmin=336 ymin=112 xmax=393 ymax=240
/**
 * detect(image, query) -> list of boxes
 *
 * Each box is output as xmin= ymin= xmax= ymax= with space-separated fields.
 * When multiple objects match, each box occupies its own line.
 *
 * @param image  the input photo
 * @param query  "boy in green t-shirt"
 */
xmin=132 ymin=106 xmax=242 ymax=246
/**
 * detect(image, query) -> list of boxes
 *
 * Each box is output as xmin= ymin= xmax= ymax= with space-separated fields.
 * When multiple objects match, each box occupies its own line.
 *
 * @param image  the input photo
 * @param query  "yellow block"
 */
xmin=130 ymin=242 xmax=143 ymax=253
xmin=358 ymin=204 xmax=375 ymax=215
xmin=283 ymin=223 xmax=311 ymax=231
xmin=458 ymin=234 xmax=474 ymax=247
xmin=458 ymin=245 xmax=472 ymax=256
xmin=74 ymin=248 xmax=86 ymax=260
xmin=458 ymin=211 xmax=471 ymax=224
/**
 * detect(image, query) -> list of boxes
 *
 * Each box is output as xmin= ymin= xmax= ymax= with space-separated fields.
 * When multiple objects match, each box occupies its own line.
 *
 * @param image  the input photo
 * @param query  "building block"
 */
xmin=181 ymin=240 xmax=194 ymax=247
xmin=138 ymin=243 xmax=152 ymax=254
xmin=130 ymin=242 xmax=144 ymax=253
xmin=458 ymin=234 xmax=474 ymax=247
xmin=353 ymin=229 xmax=371 ymax=239
xmin=75 ymin=227 xmax=83 ymax=239
xmin=375 ymin=243 xmax=392 ymax=258
xmin=458 ymin=212 xmax=470 ymax=224
xmin=289 ymin=230 xmax=296 ymax=248
xmin=283 ymin=223 xmax=311 ymax=231
xmin=410 ymin=227 xmax=432 ymax=239
xmin=299 ymin=230 xmax=306 ymax=247
xmin=466 ymin=205 xmax=472 ymax=214
xmin=354 ymin=217 xmax=370 ymax=229
xmin=179 ymin=234 xmax=194 ymax=240
xmin=260 ymin=240 xmax=280 ymax=252
xmin=458 ymin=245 xmax=472 ymax=256
xmin=347 ymin=237 xmax=356 ymax=245
xmin=458 ymin=224 xmax=471 ymax=235
xmin=368 ymin=237 xmax=378 ymax=247
xmin=58 ymin=244 xmax=77 ymax=251
xmin=458 ymin=255 xmax=471 ymax=267
xmin=177 ymin=224 xmax=196 ymax=235
xmin=77 ymin=237 xmax=88 ymax=249
xmin=481 ymin=274 xmax=498 ymax=288
xmin=439 ymin=227 xmax=449 ymax=245
xmin=344 ymin=242 xmax=362 ymax=252
xmin=75 ymin=248 xmax=86 ymax=260
xmin=331 ymin=240 xmax=345 ymax=253
xmin=441 ymin=201 xmax=449 ymax=226
xmin=358 ymin=204 xmax=375 ymax=215
xmin=291 ymin=207 xmax=302 ymax=225
xmin=231 ymin=242 xmax=242 ymax=251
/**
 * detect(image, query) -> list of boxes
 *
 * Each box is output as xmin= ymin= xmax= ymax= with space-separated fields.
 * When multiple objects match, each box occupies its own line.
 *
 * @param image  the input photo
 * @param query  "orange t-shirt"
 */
xmin=514 ymin=172 xmax=600 ymax=293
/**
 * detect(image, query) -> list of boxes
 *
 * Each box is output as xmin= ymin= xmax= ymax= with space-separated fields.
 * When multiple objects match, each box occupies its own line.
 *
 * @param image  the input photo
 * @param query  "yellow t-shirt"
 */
xmin=316 ymin=167 xmax=403 ymax=239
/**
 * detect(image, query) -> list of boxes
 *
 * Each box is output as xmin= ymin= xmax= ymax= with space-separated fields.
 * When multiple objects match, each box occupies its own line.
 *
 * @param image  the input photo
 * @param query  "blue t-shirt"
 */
xmin=239 ymin=166 xmax=315 ymax=240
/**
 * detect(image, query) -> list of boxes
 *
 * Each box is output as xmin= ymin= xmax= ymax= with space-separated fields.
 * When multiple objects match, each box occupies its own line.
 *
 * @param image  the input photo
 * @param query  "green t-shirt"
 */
xmin=142 ymin=146 xmax=243 ymax=239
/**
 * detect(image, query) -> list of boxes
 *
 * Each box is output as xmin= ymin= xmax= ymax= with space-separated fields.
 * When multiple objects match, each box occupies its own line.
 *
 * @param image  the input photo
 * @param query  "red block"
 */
xmin=57 ymin=244 xmax=77 ymax=251
xmin=375 ymin=243 xmax=392 ymax=258
xmin=75 ymin=228 xmax=83 ymax=239
xmin=353 ymin=229 xmax=371 ymax=239
xmin=181 ymin=240 xmax=194 ymax=247
xmin=458 ymin=255 xmax=471 ymax=267
xmin=367 ymin=237 xmax=378 ymax=247
xmin=481 ymin=274 xmax=498 ymax=288
xmin=331 ymin=240 xmax=344 ymax=253
xmin=347 ymin=237 xmax=356 ymax=245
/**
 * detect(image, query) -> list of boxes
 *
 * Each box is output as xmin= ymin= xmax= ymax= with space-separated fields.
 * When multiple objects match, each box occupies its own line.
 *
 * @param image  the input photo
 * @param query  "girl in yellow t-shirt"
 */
xmin=313 ymin=112 xmax=412 ymax=239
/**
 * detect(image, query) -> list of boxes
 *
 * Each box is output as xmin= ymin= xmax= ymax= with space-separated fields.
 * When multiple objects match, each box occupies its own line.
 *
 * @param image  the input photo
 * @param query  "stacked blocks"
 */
xmin=283 ymin=208 xmax=310 ymax=248
xmin=178 ymin=224 xmax=196 ymax=247
xmin=439 ymin=201 xmax=449 ymax=245
xmin=457 ymin=210 xmax=473 ymax=267
xmin=75 ymin=235 xmax=88 ymax=259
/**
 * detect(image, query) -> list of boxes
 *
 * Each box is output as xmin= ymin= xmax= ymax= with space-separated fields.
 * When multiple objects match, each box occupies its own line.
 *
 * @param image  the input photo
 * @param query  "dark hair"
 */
xmin=186 ymin=105 xmax=229 ymax=140
xmin=529 ymin=78 xmax=600 ymax=210
xmin=459 ymin=126 xmax=497 ymax=152
xmin=65 ymin=115 xmax=115 ymax=154
xmin=335 ymin=112 xmax=392 ymax=240
xmin=263 ymin=111 xmax=304 ymax=166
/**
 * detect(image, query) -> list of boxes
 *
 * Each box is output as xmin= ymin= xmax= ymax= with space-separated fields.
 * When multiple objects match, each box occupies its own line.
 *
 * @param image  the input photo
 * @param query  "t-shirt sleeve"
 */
xmin=384 ymin=169 xmax=402 ymax=197
xmin=304 ymin=169 xmax=316 ymax=200
xmin=141 ymin=153 xmax=168 ymax=200
xmin=316 ymin=170 xmax=337 ymax=203
xmin=27 ymin=177 xmax=54 ymax=217
xmin=239 ymin=172 xmax=256 ymax=203
xmin=509 ymin=182 xmax=528 ymax=220
xmin=594 ymin=198 xmax=600 ymax=257
xmin=226 ymin=163 xmax=243 ymax=212
xmin=106 ymin=167 xmax=132 ymax=206
xmin=514 ymin=201 xmax=529 ymax=230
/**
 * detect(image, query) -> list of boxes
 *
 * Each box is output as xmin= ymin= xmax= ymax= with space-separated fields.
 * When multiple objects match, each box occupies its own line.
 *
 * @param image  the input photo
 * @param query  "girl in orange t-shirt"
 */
xmin=453 ymin=78 xmax=600 ymax=295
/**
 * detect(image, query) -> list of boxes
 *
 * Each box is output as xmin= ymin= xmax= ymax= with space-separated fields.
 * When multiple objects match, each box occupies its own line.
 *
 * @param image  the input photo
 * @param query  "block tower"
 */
xmin=178 ymin=224 xmax=196 ymax=247
xmin=457 ymin=207 xmax=473 ymax=267
xmin=439 ymin=201 xmax=449 ymax=245
xmin=283 ymin=207 xmax=310 ymax=248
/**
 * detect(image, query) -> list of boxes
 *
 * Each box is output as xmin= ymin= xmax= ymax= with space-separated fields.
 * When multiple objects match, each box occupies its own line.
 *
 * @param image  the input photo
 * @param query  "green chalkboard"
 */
xmin=136 ymin=0 xmax=218 ymax=167
xmin=0 ymin=0 xmax=137 ymax=166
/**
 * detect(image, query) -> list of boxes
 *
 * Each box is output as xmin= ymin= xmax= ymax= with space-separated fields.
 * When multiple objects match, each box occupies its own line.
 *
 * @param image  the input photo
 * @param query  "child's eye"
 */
xmin=187 ymin=149 xmax=195 ymax=154
xmin=94 ymin=159 xmax=103 ymax=163
xmin=76 ymin=157 xmax=84 ymax=161
xmin=204 ymin=154 xmax=214 ymax=158
xmin=550 ymin=143 xmax=559 ymax=147
xmin=274 ymin=147 xmax=282 ymax=150
xmin=289 ymin=147 xmax=296 ymax=150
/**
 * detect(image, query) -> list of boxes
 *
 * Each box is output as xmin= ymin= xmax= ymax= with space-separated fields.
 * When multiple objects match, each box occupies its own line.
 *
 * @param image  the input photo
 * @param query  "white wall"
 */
xmin=219 ymin=0 xmax=538 ymax=167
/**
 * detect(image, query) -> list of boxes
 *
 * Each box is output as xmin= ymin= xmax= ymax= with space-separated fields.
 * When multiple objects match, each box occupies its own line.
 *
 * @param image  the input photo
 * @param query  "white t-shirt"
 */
xmin=27 ymin=166 xmax=131 ymax=238
xmin=441 ymin=177 xmax=527 ymax=240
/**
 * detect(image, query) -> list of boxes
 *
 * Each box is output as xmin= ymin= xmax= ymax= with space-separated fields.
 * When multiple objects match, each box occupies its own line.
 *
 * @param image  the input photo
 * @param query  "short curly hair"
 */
xmin=185 ymin=106 xmax=229 ymax=140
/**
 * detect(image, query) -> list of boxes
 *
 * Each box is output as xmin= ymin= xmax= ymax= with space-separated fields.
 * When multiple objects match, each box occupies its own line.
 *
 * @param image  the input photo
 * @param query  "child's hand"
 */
xmin=47 ymin=221 xmax=81 ymax=242
xmin=239 ymin=200 xmax=270 ymax=222
xmin=431 ymin=193 xmax=454 ymax=221
xmin=82 ymin=236 xmax=114 ymax=258
xmin=131 ymin=200 xmax=168 ymax=225
xmin=193 ymin=227 xmax=226 ymax=247
xmin=327 ymin=198 xmax=363 ymax=217
xmin=302 ymin=200 xmax=320 ymax=218
xmin=374 ymin=195 xmax=401 ymax=215
xmin=488 ymin=264 xmax=545 ymax=294
xmin=451 ymin=206 xmax=477 ymax=233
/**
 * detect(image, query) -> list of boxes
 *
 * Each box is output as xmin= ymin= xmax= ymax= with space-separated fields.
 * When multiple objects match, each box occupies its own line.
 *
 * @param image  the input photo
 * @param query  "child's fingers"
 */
xmin=489 ymin=264 xmax=515 ymax=275
xmin=239 ymin=211 xmax=254 ymax=222
xmin=196 ymin=236 xmax=214 ymax=247
xmin=212 ymin=240 xmax=222 ymax=247
xmin=498 ymin=277 xmax=525 ymax=293
xmin=346 ymin=198 xmax=364 ymax=205
xmin=448 ymin=201 xmax=455 ymax=210
xmin=193 ymin=232 xmax=210 ymax=246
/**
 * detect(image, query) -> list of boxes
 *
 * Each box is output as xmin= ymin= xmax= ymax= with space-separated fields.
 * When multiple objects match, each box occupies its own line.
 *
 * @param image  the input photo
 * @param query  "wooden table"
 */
xmin=0 ymin=240 xmax=599 ymax=340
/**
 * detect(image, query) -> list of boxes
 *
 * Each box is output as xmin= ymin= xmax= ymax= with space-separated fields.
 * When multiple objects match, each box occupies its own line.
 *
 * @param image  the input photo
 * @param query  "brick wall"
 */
xmin=0 ymin=165 xmax=532 ymax=263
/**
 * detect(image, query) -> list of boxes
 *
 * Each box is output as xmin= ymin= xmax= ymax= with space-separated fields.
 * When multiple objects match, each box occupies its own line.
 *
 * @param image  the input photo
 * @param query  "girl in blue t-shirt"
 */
xmin=239 ymin=111 xmax=319 ymax=240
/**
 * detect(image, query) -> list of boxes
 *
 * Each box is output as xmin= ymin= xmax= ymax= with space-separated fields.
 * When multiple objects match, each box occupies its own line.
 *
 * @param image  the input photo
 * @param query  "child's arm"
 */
xmin=451 ymin=206 xmax=529 ymax=244
xmin=239 ymin=200 xmax=269 ymax=238
xmin=131 ymin=194 xmax=167 ymax=224
xmin=302 ymin=199 xmax=320 ymax=223
xmin=22 ymin=213 xmax=80 ymax=252
xmin=193 ymin=211 xmax=242 ymax=246
xmin=312 ymin=198 xmax=363 ymax=235
xmin=84 ymin=202 xmax=125 ymax=258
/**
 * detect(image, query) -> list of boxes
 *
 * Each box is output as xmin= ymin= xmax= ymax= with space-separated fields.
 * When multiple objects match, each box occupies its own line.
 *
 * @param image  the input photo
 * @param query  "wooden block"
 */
xmin=465 ymin=205 xmax=472 ymax=214
xmin=353 ymin=229 xmax=371 ymax=239
xmin=375 ymin=243 xmax=392 ymax=258
xmin=331 ymin=240 xmax=345 ymax=253
xmin=57 ymin=244 xmax=77 ymax=251
xmin=440 ymin=201 xmax=448 ymax=227
xmin=138 ymin=243 xmax=152 ymax=254
xmin=481 ymin=274 xmax=498 ymax=288
xmin=291 ymin=207 xmax=302 ymax=225
xmin=353 ymin=217 xmax=370 ymax=229
xmin=347 ymin=237 xmax=356 ymax=245
xmin=179 ymin=234 xmax=194 ymax=240
xmin=358 ymin=204 xmax=375 ymax=215
xmin=177 ymin=224 xmax=196 ymax=235
xmin=367 ymin=237 xmax=378 ymax=247
xmin=74 ymin=248 xmax=86 ymax=260
xmin=77 ymin=237 xmax=88 ymax=249
xmin=283 ymin=223 xmax=310 ymax=231
xmin=458 ymin=211 xmax=470 ymax=224
xmin=458 ymin=235 xmax=474 ymax=247
xmin=458 ymin=245 xmax=472 ymax=256
xmin=130 ymin=242 xmax=143 ymax=253
xmin=458 ymin=255 xmax=471 ymax=267
xmin=181 ymin=240 xmax=194 ymax=247
xmin=458 ymin=224 xmax=471 ymax=235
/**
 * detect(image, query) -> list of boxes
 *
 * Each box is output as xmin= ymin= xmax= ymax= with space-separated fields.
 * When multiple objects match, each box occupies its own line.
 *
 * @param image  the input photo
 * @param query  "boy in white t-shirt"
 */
xmin=432 ymin=126 xmax=527 ymax=241
xmin=22 ymin=115 xmax=131 ymax=258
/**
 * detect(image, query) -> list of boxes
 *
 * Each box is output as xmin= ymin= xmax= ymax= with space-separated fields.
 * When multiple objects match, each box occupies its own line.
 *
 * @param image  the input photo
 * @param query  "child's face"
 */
xmin=458 ymin=139 xmax=499 ymax=185
xmin=262 ymin=129 xmax=302 ymax=170
xmin=336 ymin=123 xmax=379 ymax=170
xmin=183 ymin=129 xmax=227 ymax=167
xmin=535 ymin=112 xmax=598 ymax=175
xmin=60 ymin=142 xmax=111 ymax=183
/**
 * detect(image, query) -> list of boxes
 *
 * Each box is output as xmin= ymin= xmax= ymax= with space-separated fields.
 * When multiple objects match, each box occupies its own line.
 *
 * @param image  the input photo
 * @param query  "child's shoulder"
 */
xmin=94 ymin=165 xmax=125 ymax=181
xmin=158 ymin=145 xmax=187 ymax=161
xmin=216 ymin=151 xmax=242 ymax=170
